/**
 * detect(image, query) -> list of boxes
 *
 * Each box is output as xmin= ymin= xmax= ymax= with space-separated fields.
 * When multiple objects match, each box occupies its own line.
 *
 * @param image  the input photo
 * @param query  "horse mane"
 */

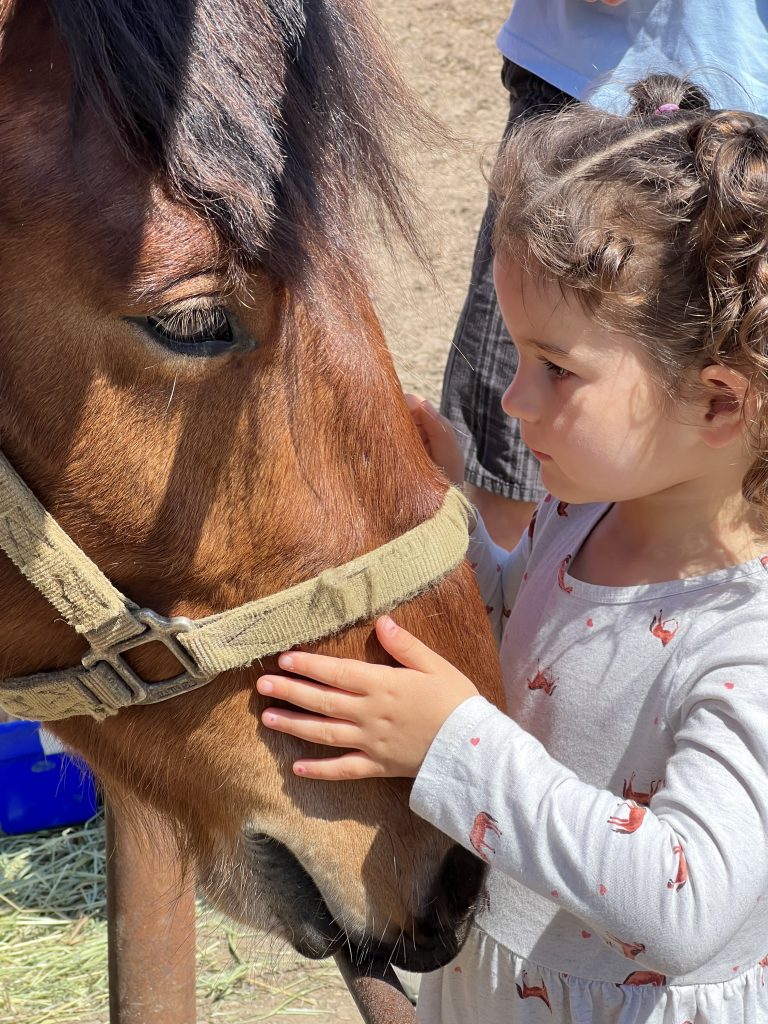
xmin=44 ymin=0 xmax=429 ymax=289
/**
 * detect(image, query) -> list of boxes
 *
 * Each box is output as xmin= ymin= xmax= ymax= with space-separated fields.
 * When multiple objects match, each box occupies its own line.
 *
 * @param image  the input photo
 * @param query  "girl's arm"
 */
xmin=258 ymin=609 xmax=768 ymax=977
xmin=408 ymin=617 xmax=768 ymax=977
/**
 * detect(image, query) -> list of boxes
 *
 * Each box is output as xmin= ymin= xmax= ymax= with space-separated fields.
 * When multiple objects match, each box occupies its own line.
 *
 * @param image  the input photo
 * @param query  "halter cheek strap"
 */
xmin=0 ymin=450 xmax=473 ymax=721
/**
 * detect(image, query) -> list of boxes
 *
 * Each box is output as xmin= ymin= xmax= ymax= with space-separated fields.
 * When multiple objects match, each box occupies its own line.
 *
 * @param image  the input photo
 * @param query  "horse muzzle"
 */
xmin=199 ymin=831 xmax=486 ymax=973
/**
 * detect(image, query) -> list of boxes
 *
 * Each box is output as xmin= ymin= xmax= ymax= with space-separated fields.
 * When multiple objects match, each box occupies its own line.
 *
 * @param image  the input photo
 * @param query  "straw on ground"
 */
xmin=0 ymin=813 xmax=359 ymax=1024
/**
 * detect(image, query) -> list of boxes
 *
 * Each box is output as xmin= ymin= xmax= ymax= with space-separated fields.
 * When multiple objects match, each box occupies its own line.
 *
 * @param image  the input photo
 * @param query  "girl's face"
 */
xmin=493 ymin=257 xmax=712 ymax=505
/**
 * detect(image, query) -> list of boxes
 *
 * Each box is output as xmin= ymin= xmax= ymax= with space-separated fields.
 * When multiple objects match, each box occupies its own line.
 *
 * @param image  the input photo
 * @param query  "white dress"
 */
xmin=411 ymin=497 xmax=768 ymax=1023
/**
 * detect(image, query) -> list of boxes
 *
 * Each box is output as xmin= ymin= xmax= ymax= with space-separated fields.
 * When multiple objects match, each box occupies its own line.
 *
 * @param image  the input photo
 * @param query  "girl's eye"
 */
xmin=144 ymin=305 xmax=235 ymax=356
xmin=544 ymin=359 xmax=571 ymax=380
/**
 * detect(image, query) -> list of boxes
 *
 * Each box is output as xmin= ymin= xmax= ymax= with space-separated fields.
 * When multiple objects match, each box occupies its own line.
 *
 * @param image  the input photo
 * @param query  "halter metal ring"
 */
xmin=81 ymin=608 xmax=211 ymax=708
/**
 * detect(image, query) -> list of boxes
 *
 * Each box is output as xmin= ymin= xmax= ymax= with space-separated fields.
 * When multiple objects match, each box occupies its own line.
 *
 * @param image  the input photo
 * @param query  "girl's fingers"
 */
xmin=275 ymin=651 xmax=383 ymax=693
xmin=404 ymin=392 xmax=426 ymax=410
xmin=375 ymin=615 xmax=449 ymax=674
xmin=261 ymin=706 xmax=361 ymax=749
xmin=267 ymin=616 xmax=447 ymax=713
xmin=257 ymin=673 xmax=360 ymax=718
xmin=405 ymin=396 xmax=432 ymax=446
xmin=293 ymin=751 xmax=386 ymax=781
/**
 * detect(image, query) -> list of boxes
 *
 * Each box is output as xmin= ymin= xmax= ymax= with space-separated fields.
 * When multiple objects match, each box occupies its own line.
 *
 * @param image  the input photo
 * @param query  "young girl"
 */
xmin=256 ymin=75 xmax=768 ymax=1022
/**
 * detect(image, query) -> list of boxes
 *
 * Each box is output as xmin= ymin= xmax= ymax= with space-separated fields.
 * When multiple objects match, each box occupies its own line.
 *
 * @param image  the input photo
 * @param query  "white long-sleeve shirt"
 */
xmin=411 ymin=496 xmax=768 ymax=1023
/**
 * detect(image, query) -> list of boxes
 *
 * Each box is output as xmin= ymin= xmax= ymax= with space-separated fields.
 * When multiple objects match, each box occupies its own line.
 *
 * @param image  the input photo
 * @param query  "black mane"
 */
xmin=46 ymin=0 xmax=427 ymax=288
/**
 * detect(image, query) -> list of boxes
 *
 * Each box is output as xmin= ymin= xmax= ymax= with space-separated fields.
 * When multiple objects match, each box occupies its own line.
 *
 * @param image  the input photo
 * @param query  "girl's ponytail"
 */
xmin=627 ymin=74 xmax=711 ymax=118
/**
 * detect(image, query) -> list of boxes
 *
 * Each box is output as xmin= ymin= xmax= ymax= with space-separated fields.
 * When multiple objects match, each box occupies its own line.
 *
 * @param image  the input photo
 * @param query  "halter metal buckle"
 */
xmin=82 ymin=608 xmax=210 ymax=709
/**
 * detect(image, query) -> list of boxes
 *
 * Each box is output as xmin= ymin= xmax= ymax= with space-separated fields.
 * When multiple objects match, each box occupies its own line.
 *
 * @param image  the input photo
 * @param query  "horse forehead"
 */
xmin=0 ymin=3 xmax=73 ymax=192
xmin=0 ymin=3 xmax=222 ymax=302
xmin=112 ymin=189 xmax=225 ymax=304
xmin=1 ymin=132 xmax=222 ymax=306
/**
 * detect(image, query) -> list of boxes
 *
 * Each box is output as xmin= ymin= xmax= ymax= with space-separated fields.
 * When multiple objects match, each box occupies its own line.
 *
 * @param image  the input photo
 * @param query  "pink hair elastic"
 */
xmin=654 ymin=103 xmax=680 ymax=115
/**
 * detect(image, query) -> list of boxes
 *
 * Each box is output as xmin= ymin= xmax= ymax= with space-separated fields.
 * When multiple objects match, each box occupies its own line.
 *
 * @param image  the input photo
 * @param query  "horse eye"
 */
xmin=145 ymin=305 xmax=235 ymax=356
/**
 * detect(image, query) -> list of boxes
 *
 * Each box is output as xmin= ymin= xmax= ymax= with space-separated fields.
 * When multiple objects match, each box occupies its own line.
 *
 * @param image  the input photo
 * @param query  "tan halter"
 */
xmin=0 ymin=451 xmax=472 ymax=721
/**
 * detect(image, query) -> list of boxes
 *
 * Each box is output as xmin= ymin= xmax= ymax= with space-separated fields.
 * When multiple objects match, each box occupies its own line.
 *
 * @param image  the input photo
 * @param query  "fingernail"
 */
xmin=279 ymin=654 xmax=294 ymax=670
xmin=258 ymin=679 xmax=273 ymax=694
xmin=294 ymin=763 xmax=307 ymax=775
xmin=380 ymin=615 xmax=397 ymax=635
xmin=263 ymin=712 xmax=277 ymax=725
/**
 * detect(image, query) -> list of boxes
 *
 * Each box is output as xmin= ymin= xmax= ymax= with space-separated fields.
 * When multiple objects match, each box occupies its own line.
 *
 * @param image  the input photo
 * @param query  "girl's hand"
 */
xmin=405 ymin=393 xmax=465 ymax=486
xmin=256 ymin=615 xmax=479 ymax=779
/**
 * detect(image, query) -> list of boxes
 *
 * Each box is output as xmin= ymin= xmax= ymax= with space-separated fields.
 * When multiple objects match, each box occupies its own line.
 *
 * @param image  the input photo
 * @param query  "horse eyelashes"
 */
xmin=147 ymin=305 xmax=233 ymax=346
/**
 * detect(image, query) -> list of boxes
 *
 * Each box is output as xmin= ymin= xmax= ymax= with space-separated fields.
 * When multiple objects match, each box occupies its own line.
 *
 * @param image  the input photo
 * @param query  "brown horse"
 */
xmin=0 ymin=0 xmax=502 ymax=972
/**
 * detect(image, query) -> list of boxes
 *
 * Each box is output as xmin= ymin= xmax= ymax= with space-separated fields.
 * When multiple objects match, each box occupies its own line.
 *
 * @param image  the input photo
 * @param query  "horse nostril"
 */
xmin=356 ymin=846 xmax=486 ymax=973
xmin=434 ymin=844 xmax=487 ymax=920
xmin=401 ymin=844 xmax=487 ymax=966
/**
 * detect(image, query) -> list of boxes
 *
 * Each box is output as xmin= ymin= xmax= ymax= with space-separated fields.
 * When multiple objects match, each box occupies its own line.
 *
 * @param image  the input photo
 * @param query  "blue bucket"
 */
xmin=0 ymin=720 xmax=98 ymax=835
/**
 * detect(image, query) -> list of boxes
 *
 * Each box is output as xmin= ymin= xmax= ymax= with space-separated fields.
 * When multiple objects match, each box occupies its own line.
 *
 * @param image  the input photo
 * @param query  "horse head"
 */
xmin=0 ymin=0 xmax=503 ymax=971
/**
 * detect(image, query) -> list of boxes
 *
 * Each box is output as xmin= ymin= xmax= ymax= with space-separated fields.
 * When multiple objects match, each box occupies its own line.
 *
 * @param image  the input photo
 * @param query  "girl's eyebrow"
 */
xmin=530 ymin=338 xmax=571 ymax=357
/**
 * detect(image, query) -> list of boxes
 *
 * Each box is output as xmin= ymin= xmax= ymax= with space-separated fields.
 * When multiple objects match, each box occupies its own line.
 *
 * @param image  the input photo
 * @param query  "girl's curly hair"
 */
xmin=491 ymin=73 xmax=768 ymax=523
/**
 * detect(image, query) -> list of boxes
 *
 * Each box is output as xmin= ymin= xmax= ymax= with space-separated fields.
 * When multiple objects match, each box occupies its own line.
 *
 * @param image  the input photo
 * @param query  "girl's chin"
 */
xmin=538 ymin=462 xmax=565 ymax=491
xmin=539 ymin=465 xmax=593 ymax=505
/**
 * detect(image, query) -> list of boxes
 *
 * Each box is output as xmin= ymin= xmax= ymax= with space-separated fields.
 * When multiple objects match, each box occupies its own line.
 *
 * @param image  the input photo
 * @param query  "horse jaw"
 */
xmin=53 ymin=643 xmax=491 ymax=973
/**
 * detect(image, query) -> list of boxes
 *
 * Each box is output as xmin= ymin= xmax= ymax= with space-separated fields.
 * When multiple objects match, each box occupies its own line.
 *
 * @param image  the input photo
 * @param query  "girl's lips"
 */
xmin=529 ymin=448 xmax=551 ymax=461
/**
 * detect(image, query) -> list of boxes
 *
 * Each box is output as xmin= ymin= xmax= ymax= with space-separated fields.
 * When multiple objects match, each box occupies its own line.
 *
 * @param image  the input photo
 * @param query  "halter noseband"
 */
xmin=0 ymin=451 xmax=472 ymax=721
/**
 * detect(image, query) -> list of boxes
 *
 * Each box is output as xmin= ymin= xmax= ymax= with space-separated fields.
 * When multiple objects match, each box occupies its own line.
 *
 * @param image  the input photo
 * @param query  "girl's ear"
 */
xmin=698 ymin=364 xmax=750 ymax=449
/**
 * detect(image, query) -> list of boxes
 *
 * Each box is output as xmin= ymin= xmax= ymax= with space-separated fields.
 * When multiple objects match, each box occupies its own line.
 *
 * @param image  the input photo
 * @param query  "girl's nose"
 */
xmin=501 ymin=372 xmax=538 ymax=423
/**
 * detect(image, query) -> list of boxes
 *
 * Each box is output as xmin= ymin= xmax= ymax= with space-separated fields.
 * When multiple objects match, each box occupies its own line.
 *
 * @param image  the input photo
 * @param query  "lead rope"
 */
xmin=0 ymin=450 xmax=473 ymax=721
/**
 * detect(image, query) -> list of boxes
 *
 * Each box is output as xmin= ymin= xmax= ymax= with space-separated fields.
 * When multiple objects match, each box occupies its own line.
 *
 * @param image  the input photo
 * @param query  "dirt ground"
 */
xmin=373 ymin=0 xmax=508 ymax=404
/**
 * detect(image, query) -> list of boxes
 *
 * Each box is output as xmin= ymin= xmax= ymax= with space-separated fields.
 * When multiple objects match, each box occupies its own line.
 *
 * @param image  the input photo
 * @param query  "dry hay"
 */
xmin=0 ymin=812 xmax=358 ymax=1024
